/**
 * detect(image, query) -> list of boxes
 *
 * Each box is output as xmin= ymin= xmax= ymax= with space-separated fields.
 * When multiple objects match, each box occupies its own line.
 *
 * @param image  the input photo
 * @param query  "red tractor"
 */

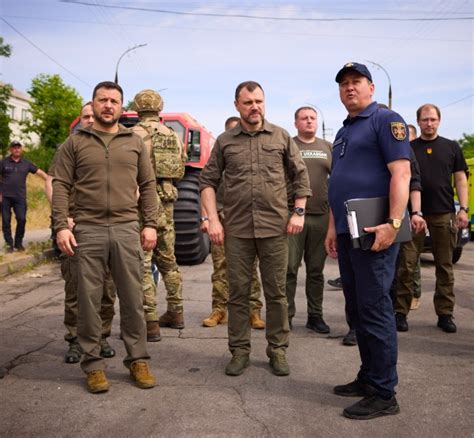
xmin=71 ymin=111 xmax=214 ymax=265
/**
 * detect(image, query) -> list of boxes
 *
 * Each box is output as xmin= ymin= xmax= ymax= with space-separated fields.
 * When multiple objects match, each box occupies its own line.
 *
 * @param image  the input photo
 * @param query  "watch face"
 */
xmin=393 ymin=219 xmax=402 ymax=229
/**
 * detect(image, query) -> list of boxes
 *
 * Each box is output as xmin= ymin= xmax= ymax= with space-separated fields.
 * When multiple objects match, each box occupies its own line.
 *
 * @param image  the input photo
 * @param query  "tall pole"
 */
xmin=365 ymin=60 xmax=392 ymax=109
xmin=307 ymin=103 xmax=327 ymax=140
xmin=114 ymin=44 xmax=147 ymax=84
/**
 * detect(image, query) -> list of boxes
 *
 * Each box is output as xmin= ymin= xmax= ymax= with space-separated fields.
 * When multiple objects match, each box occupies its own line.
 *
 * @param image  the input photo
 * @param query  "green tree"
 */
xmin=0 ymin=36 xmax=13 ymax=157
xmin=459 ymin=133 xmax=474 ymax=160
xmin=22 ymin=74 xmax=83 ymax=149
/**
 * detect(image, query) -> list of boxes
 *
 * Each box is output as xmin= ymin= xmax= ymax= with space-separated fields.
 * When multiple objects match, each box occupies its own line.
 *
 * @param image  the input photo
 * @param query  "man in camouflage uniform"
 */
xmin=201 ymin=117 xmax=265 ymax=329
xmin=132 ymin=89 xmax=186 ymax=340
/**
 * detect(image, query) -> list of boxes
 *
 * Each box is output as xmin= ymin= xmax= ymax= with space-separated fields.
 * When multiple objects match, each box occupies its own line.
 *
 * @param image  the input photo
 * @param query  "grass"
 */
xmin=6 ymin=174 xmax=51 ymax=232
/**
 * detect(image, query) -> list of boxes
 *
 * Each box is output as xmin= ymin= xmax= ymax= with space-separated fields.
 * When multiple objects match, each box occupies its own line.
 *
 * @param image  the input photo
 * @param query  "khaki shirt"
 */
xmin=199 ymin=120 xmax=312 ymax=238
xmin=288 ymin=137 xmax=332 ymax=215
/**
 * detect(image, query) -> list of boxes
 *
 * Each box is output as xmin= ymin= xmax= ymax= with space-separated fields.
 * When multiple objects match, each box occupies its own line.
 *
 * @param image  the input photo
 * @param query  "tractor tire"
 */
xmin=173 ymin=167 xmax=210 ymax=265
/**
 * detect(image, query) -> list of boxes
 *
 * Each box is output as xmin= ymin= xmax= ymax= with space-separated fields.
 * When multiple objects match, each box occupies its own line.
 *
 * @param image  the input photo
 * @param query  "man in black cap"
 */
xmin=0 ymin=140 xmax=47 ymax=252
xmin=325 ymin=62 xmax=411 ymax=419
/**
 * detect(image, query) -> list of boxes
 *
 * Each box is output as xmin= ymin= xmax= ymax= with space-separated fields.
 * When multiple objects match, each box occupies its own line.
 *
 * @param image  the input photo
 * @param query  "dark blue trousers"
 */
xmin=2 ymin=196 xmax=27 ymax=248
xmin=337 ymin=233 xmax=399 ymax=399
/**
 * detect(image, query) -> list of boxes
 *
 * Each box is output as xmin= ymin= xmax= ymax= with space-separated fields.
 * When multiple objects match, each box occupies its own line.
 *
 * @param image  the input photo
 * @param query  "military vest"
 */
xmin=139 ymin=120 xmax=185 ymax=179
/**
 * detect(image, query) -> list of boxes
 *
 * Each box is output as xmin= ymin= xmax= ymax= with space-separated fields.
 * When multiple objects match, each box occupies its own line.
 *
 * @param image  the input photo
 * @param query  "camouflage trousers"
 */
xmin=210 ymin=241 xmax=263 ymax=313
xmin=60 ymin=253 xmax=116 ymax=341
xmin=142 ymin=200 xmax=183 ymax=321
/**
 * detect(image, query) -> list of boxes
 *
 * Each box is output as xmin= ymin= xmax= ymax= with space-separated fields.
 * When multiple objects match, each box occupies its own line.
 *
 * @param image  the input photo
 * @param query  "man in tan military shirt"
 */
xmin=200 ymin=81 xmax=311 ymax=377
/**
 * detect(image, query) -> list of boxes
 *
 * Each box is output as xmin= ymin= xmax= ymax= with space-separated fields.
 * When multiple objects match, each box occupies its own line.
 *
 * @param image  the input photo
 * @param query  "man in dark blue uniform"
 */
xmin=325 ymin=62 xmax=411 ymax=420
xmin=1 ymin=140 xmax=47 ymax=252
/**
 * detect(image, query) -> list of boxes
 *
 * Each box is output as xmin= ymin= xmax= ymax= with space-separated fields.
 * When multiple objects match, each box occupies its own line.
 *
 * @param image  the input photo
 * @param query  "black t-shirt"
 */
xmin=0 ymin=156 xmax=38 ymax=199
xmin=411 ymin=136 xmax=467 ymax=214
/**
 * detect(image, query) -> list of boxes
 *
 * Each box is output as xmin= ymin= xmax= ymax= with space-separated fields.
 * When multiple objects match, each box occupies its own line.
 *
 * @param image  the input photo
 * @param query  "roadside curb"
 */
xmin=0 ymin=248 xmax=56 ymax=278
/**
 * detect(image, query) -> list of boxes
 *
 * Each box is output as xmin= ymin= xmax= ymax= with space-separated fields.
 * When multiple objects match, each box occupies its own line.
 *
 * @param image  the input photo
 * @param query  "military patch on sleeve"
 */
xmin=390 ymin=122 xmax=407 ymax=141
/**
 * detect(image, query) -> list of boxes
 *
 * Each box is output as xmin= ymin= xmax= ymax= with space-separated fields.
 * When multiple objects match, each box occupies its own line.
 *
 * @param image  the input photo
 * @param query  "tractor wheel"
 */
xmin=173 ymin=167 xmax=210 ymax=265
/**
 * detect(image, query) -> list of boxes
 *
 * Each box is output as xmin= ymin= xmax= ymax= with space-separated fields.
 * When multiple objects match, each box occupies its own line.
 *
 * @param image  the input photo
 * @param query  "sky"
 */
xmin=1 ymin=0 xmax=473 ymax=142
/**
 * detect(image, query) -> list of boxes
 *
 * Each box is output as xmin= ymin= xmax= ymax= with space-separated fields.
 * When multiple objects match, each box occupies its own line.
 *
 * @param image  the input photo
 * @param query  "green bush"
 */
xmin=23 ymin=146 xmax=56 ymax=172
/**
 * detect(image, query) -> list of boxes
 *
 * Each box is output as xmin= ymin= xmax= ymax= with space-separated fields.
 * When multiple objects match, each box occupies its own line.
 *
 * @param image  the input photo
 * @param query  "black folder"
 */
xmin=345 ymin=197 xmax=412 ymax=250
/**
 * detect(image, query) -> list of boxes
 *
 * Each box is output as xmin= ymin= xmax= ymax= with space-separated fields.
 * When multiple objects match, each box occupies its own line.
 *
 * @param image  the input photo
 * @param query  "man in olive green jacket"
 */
xmin=53 ymin=81 xmax=159 ymax=394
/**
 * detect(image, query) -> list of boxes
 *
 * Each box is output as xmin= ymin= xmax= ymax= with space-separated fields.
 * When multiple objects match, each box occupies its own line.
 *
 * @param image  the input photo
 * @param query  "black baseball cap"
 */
xmin=335 ymin=62 xmax=373 ymax=83
xmin=10 ymin=140 xmax=22 ymax=148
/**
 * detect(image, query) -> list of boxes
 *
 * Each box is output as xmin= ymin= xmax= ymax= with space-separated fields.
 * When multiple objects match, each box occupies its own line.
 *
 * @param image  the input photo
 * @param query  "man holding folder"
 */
xmin=325 ymin=63 xmax=411 ymax=420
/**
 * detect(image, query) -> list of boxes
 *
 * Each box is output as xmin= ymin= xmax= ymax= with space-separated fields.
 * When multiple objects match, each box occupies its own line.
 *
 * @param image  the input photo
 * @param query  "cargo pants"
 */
xmin=396 ymin=213 xmax=457 ymax=316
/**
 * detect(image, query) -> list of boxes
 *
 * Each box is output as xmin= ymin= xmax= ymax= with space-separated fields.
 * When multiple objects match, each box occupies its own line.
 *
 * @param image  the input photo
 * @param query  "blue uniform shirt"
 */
xmin=0 ymin=156 xmax=38 ymax=199
xmin=328 ymin=101 xmax=411 ymax=234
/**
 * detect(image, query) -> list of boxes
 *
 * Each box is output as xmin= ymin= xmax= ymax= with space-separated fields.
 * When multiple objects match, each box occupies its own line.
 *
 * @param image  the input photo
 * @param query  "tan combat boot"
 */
xmin=410 ymin=298 xmax=421 ymax=310
xmin=250 ymin=310 xmax=265 ymax=330
xmin=146 ymin=321 xmax=161 ymax=342
xmin=202 ymin=310 xmax=227 ymax=327
xmin=86 ymin=370 xmax=109 ymax=393
xmin=159 ymin=310 xmax=185 ymax=329
xmin=130 ymin=361 xmax=156 ymax=389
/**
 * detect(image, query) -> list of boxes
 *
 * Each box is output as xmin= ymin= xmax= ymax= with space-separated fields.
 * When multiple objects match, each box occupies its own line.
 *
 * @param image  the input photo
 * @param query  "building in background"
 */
xmin=1 ymin=82 xmax=39 ymax=148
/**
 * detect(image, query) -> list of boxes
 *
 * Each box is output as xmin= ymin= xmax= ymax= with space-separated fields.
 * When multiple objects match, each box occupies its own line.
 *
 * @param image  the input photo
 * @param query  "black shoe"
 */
xmin=342 ymin=329 xmax=357 ymax=346
xmin=343 ymin=395 xmax=400 ymax=420
xmin=334 ymin=379 xmax=376 ymax=397
xmin=306 ymin=315 xmax=330 ymax=334
xmin=327 ymin=277 xmax=343 ymax=289
xmin=437 ymin=315 xmax=457 ymax=333
xmin=6 ymin=246 xmax=14 ymax=253
xmin=395 ymin=313 xmax=408 ymax=332
xmin=15 ymin=245 xmax=25 ymax=252
xmin=99 ymin=336 xmax=116 ymax=358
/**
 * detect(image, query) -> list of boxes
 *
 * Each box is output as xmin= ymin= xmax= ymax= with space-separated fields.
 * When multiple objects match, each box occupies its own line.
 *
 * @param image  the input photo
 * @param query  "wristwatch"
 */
xmin=293 ymin=207 xmax=306 ymax=216
xmin=199 ymin=216 xmax=209 ymax=223
xmin=386 ymin=218 xmax=402 ymax=230
xmin=459 ymin=207 xmax=469 ymax=213
xmin=410 ymin=211 xmax=423 ymax=217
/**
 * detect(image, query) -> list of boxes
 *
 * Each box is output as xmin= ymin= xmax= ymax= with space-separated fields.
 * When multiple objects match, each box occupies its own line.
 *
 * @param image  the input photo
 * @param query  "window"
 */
xmin=8 ymin=105 xmax=15 ymax=119
xmin=21 ymin=109 xmax=29 ymax=121
xmin=163 ymin=120 xmax=185 ymax=144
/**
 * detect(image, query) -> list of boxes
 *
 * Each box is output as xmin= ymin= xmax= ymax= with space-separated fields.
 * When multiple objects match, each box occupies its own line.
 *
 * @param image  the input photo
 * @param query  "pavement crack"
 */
xmin=0 ymin=289 xmax=64 ymax=323
xmin=3 ymin=339 xmax=55 ymax=373
xmin=230 ymin=386 xmax=271 ymax=436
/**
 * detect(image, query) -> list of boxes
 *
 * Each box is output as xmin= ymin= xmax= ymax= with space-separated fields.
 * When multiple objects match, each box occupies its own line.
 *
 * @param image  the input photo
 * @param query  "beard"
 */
xmin=242 ymin=111 xmax=263 ymax=126
xmin=93 ymin=109 xmax=120 ymax=128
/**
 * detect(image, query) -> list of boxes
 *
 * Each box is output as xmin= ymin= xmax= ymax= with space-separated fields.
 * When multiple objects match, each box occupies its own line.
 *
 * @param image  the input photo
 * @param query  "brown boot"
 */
xmin=202 ymin=310 xmax=227 ymax=327
xmin=86 ymin=370 xmax=109 ymax=393
xmin=147 ymin=321 xmax=161 ymax=342
xmin=250 ymin=310 xmax=265 ymax=329
xmin=130 ymin=361 xmax=156 ymax=389
xmin=159 ymin=310 xmax=185 ymax=329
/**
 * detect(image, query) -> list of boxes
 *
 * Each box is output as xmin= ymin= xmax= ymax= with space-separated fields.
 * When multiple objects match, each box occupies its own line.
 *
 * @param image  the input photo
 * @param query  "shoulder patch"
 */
xmin=390 ymin=122 xmax=406 ymax=141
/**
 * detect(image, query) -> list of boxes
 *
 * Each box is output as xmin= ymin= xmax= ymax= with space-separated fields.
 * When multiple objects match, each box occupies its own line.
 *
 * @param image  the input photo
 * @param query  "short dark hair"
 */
xmin=407 ymin=124 xmax=417 ymax=134
xmin=234 ymin=81 xmax=264 ymax=101
xmin=225 ymin=116 xmax=240 ymax=130
xmin=416 ymin=103 xmax=441 ymax=121
xmin=92 ymin=81 xmax=123 ymax=102
xmin=294 ymin=106 xmax=317 ymax=120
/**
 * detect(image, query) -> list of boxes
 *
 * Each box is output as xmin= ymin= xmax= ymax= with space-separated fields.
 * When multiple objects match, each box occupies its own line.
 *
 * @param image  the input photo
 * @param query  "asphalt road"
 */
xmin=0 ymin=243 xmax=473 ymax=437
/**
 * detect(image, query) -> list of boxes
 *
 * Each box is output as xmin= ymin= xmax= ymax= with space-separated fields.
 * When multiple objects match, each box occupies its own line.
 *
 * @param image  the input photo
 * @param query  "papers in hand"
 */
xmin=345 ymin=196 xmax=412 ymax=250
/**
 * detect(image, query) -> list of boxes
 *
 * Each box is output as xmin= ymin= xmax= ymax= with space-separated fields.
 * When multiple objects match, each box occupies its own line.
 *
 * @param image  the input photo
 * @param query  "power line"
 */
xmin=61 ymin=1 xmax=474 ymax=22
xmin=0 ymin=17 xmax=91 ymax=88
xmin=3 ymin=15 xmax=471 ymax=43
xmin=443 ymin=94 xmax=474 ymax=108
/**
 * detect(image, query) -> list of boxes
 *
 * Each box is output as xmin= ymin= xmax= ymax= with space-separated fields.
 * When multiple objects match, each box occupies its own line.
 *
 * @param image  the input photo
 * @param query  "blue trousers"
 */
xmin=2 ymin=196 xmax=27 ymax=248
xmin=337 ymin=233 xmax=399 ymax=399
